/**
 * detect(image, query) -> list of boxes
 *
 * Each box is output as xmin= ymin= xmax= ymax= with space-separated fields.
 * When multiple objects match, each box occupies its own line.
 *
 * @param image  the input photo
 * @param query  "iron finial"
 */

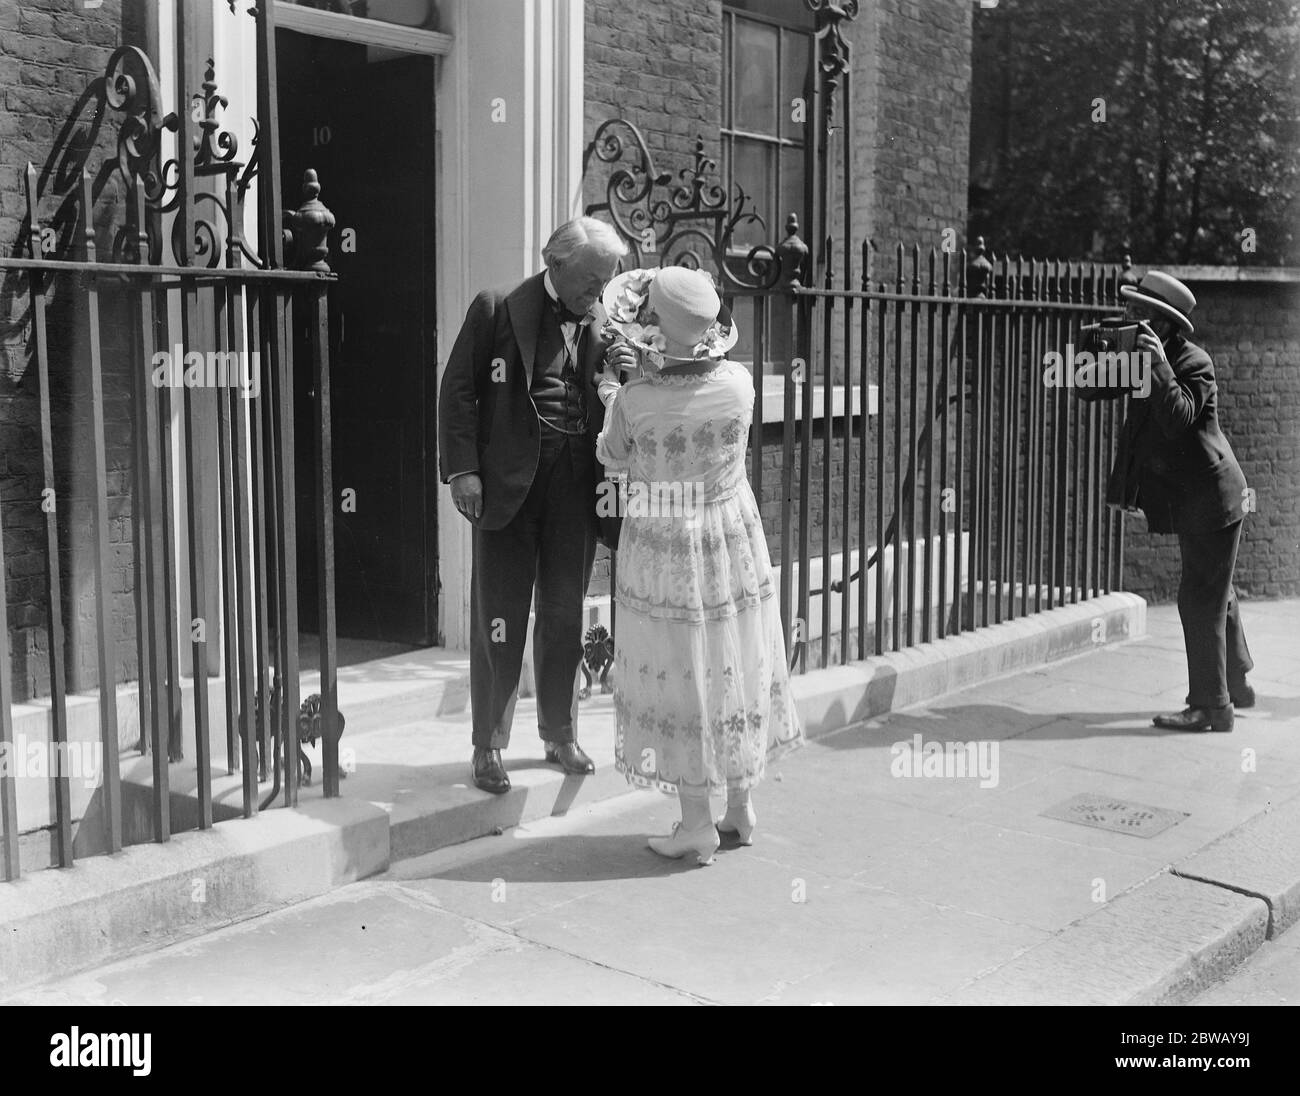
xmin=285 ymin=168 xmax=334 ymax=273
xmin=776 ymin=212 xmax=809 ymax=288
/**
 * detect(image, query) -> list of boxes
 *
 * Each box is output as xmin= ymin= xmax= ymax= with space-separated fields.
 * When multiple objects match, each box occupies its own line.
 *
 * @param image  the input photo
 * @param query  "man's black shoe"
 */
xmin=472 ymin=747 xmax=511 ymax=794
xmin=1153 ymin=705 xmax=1234 ymax=733
xmin=1229 ymin=680 xmax=1255 ymax=708
xmin=544 ymin=741 xmax=595 ymax=774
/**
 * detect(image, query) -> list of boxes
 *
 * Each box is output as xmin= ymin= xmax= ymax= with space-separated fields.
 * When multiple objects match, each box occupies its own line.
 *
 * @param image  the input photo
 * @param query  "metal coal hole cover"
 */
xmin=1041 ymin=793 xmax=1188 ymax=838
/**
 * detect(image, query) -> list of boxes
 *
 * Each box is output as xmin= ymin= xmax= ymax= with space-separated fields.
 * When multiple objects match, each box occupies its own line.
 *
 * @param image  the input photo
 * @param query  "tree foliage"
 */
xmin=968 ymin=0 xmax=1300 ymax=264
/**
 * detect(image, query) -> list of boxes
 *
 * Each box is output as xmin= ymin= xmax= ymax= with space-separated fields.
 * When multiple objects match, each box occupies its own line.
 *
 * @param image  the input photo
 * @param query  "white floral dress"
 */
xmin=596 ymin=359 xmax=803 ymax=800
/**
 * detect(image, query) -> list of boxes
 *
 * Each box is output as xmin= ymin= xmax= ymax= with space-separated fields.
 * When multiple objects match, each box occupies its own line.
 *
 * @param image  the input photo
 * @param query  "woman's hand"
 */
xmin=606 ymin=341 xmax=638 ymax=378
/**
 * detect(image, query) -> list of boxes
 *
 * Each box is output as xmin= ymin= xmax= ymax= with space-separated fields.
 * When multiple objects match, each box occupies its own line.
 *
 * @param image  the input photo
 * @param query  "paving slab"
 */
xmin=6 ymin=881 xmax=698 ymax=1006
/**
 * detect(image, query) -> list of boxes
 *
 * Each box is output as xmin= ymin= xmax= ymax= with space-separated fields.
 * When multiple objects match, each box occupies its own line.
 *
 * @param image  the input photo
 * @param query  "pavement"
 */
xmin=3 ymin=599 xmax=1298 ymax=1006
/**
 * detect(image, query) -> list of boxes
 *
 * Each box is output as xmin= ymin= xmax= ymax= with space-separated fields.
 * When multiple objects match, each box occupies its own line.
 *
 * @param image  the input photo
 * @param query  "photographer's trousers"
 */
xmin=1177 ymin=518 xmax=1253 ymax=709
xmin=469 ymin=428 xmax=597 ymax=750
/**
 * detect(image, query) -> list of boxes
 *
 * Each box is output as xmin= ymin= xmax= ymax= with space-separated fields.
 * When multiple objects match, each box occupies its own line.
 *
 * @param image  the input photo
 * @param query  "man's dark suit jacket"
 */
xmin=1081 ymin=333 xmax=1246 ymax=535
xmin=438 ymin=271 xmax=617 ymax=538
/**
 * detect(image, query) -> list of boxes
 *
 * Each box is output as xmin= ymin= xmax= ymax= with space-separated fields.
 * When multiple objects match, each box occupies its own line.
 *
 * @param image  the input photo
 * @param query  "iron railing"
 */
xmin=0 ymin=1 xmax=340 ymax=883
xmin=583 ymin=112 xmax=1134 ymax=675
xmin=746 ymin=243 xmax=1134 ymax=671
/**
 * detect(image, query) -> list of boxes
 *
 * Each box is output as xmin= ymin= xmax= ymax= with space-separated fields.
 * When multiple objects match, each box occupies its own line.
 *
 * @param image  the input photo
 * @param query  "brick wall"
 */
xmin=836 ymin=0 xmax=971 ymax=288
xmin=583 ymin=0 xmax=723 ymax=209
xmin=1119 ymin=276 xmax=1300 ymax=602
xmin=584 ymin=1 xmax=972 ymax=268
xmin=0 ymin=0 xmax=143 ymax=699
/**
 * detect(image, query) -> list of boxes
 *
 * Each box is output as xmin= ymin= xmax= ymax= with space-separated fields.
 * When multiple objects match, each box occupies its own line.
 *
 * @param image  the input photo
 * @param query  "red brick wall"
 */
xmin=1120 ymin=278 xmax=1300 ymax=602
xmin=0 ymin=0 xmax=144 ymax=699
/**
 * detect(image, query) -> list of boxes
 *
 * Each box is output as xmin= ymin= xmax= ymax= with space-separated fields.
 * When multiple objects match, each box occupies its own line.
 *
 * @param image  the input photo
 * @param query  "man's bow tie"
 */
xmin=553 ymin=298 xmax=586 ymax=326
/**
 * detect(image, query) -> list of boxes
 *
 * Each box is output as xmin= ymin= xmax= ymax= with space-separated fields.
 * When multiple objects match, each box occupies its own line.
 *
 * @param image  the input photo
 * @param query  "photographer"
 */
xmin=1079 ymin=271 xmax=1254 ymax=732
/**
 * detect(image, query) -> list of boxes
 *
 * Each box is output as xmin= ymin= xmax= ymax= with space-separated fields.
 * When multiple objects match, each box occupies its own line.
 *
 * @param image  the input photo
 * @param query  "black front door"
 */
xmin=277 ymin=32 xmax=439 ymax=645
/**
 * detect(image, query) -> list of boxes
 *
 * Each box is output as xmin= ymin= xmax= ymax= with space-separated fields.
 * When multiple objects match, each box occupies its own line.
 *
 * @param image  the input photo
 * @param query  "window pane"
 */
xmin=779 ymin=146 xmax=806 ymax=241
xmin=780 ymin=30 xmax=813 ymax=143
xmin=726 ymin=0 xmax=815 ymax=28
xmin=734 ymin=18 xmax=778 ymax=136
xmin=732 ymin=138 xmax=774 ymax=251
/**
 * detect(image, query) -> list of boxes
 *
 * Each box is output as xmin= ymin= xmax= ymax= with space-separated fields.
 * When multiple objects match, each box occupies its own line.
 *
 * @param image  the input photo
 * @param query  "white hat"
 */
xmin=601 ymin=266 xmax=739 ymax=366
xmin=1119 ymin=270 xmax=1197 ymax=334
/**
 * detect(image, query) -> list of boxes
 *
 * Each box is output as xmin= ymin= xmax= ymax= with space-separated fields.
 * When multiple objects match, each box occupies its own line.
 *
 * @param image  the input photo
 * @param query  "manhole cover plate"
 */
xmin=1041 ymin=793 xmax=1188 ymax=838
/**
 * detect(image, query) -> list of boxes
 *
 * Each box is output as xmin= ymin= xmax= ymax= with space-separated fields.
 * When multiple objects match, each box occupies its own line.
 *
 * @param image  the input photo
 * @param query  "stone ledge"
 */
xmin=790 ymin=592 xmax=1146 ymax=737
xmin=0 ymin=796 xmax=389 ymax=994
xmin=1151 ymin=265 xmax=1300 ymax=285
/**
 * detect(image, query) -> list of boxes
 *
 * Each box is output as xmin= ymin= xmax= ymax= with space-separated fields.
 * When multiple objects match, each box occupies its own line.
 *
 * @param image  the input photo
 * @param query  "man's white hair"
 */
xmin=542 ymin=216 xmax=628 ymax=265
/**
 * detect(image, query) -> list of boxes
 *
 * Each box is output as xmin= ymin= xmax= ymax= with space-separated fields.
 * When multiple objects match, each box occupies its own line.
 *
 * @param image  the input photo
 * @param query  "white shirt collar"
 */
xmin=543 ymin=270 xmax=593 ymax=326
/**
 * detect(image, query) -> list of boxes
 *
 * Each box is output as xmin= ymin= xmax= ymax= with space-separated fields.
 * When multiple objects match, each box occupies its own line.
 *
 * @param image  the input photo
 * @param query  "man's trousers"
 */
xmin=469 ymin=429 xmax=597 ymax=749
xmin=1176 ymin=519 xmax=1253 ymax=710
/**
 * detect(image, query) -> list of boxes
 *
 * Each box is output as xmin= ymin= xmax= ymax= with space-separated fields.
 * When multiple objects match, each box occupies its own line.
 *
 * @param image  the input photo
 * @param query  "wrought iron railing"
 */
xmin=583 ymin=112 xmax=1137 ymax=673
xmin=775 ymin=241 xmax=1135 ymax=670
xmin=582 ymin=0 xmax=1138 ymax=674
xmin=0 ymin=1 xmax=339 ymax=882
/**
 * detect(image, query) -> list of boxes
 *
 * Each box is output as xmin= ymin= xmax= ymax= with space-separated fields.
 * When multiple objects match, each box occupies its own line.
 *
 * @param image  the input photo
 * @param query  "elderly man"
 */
xmin=1085 ymin=270 xmax=1254 ymax=733
xmin=438 ymin=217 xmax=628 ymax=794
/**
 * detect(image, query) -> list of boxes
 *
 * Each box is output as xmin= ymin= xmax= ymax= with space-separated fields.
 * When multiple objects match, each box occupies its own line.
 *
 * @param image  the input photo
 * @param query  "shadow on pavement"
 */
xmin=813 ymin=694 xmax=1298 ymax=749
xmin=415 ymin=832 xmax=732 ymax=883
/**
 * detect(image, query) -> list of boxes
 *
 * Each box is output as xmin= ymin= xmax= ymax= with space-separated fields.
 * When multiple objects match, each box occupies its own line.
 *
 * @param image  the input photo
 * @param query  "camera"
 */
xmin=1079 ymin=318 xmax=1142 ymax=355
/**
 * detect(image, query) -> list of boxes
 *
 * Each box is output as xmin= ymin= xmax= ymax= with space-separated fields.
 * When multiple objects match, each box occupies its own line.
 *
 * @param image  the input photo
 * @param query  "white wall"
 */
xmin=435 ymin=0 xmax=585 ymax=649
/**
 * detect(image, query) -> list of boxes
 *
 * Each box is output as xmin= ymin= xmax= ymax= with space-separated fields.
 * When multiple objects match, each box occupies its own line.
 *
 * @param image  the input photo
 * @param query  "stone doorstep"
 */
xmin=3 ymin=590 xmax=1157 ymax=995
xmin=7 ymin=644 xmax=475 ymax=843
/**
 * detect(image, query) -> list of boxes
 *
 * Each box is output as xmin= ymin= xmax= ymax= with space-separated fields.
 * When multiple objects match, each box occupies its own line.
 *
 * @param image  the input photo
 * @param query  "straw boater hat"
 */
xmin=601 ymin=266 xmax=739 ymax=367
xmin=1120 ymin=270 xmax=1196 ymax=334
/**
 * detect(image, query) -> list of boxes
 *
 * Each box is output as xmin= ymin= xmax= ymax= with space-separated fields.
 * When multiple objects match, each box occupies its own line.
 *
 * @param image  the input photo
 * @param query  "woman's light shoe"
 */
xmin=716 ymin=803 xmax=756 ymax=845
xmin=648 ymin=822 xmax=720 ymax=865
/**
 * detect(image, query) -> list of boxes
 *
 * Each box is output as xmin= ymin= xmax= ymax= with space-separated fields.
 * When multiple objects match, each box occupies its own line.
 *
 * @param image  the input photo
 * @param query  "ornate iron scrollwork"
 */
xmin=99 ymin=47 xmax=265 ymax=268
xmin=103 ymin=45 xmax=179 ymax=262
xmin=806 ymin=0 xmax=859 ymax=128
xmin=582 ymin=119 xmax=789 ymax=291
xmin=182 ymin=59 xmax=265 ymax=269
xmin=194 ymin=59 xmax=241 ymax=174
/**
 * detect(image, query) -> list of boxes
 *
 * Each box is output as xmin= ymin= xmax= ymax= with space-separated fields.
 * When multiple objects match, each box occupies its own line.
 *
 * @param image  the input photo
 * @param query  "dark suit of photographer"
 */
xmin=1082 ymin=271 xmax=1253 ymax=732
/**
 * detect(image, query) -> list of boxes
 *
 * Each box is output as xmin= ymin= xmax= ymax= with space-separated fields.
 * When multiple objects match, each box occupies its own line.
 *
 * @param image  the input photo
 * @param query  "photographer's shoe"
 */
xmin=1229 ymin=679 xmax=1255 ymax=708
xmin=1153 ymin=705 xmax=1234 ymax=733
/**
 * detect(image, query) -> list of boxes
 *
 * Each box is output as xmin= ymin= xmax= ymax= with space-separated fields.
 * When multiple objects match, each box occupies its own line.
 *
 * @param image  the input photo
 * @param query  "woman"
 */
xmin=595 ymin=265 xmax=803 ymax=866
